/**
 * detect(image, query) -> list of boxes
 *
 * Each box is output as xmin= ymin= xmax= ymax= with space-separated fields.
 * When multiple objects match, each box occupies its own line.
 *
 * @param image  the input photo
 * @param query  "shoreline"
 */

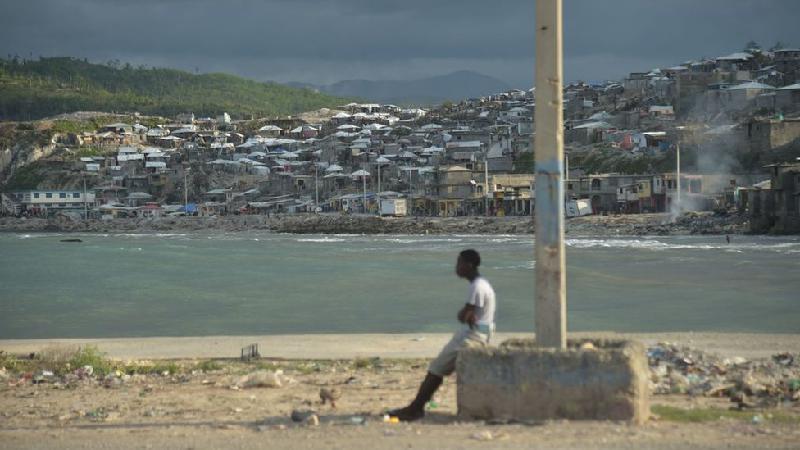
xmin=3 ymin=331 xmax=798 ymax=360
xmin=0 ymin=211 xmax=753 ymax=235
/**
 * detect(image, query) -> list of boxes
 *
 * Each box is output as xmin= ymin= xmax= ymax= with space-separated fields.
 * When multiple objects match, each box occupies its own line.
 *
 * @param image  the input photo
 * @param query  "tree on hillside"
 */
xmin=744 ymin=40 xmax=761 ymax=52
xmin=0 ymin=56 xmax=351 ymax=120
xmin=769 ymin=41 xmax=788 ymax=51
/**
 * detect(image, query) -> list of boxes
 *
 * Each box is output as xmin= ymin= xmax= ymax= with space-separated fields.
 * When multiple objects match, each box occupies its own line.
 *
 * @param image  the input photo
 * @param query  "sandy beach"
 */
xmin=2 ymin=332 xmax=799 ymax=360
xmin=1 ymin=332 xmax=799 ymax=449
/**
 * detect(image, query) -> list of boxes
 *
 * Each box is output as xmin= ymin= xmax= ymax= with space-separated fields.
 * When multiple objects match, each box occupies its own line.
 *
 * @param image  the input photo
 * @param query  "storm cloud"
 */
xmin=1 ymin=0 xmax=799 ymax=87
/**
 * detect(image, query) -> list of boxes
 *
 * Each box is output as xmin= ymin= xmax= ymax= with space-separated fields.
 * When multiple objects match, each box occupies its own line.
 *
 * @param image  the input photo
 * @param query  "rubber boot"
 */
xmin=388 ymin=372 xmax=443 ymax=421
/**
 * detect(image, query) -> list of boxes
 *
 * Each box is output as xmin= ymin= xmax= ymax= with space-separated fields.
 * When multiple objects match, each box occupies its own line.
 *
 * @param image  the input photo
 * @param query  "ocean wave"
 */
xmin=384 ymin=237 xmax=464 ymax=244
xmin=296 ymin=237 xmax=347 ymax=243
xmin=17 ymin=233 xmax=62 ymax=239
xmin=565 ymin=238 xmax=710 ymax=250
xmin=488 ymin=237 xmax=522 ymax=243
xmin=109 ymin=233 xmax=187 ymax=239
xmin=492 ymin=260 xmax=535 ymax=270
xmin=565 ymin=238 xmax=800 ymax=253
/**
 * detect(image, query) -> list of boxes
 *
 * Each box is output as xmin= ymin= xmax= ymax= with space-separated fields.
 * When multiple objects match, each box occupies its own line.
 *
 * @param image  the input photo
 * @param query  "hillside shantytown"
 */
xmin=2 ymin=46 xmax=800 ymax=234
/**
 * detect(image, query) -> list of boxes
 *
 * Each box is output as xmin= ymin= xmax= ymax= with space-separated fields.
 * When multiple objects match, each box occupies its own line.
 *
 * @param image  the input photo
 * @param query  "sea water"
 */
xmin=0 ymin=232 xmax=798 ymax=338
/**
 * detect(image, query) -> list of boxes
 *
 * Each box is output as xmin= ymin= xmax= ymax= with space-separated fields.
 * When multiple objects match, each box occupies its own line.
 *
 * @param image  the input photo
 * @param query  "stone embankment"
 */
xmin=0 ymin=211 xmax=750 ymax=235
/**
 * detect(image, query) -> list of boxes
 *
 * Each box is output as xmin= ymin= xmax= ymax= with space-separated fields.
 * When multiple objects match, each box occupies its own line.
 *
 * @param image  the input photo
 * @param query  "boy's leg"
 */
xmin=388 ymin=372 xmax=443 ymax=421
xmin=389 ymin=329 xmax=487 ymax=421
xmin=428 ymin=329 xmax=470 ymax=377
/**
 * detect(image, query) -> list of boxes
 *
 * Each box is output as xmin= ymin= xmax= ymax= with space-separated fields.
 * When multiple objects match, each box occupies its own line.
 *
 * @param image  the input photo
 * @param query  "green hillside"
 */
xmin=0 ymin=57 xmax=349 ymax=120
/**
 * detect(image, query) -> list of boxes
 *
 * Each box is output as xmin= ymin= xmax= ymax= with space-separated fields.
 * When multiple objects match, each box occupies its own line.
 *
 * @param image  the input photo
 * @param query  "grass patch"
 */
xmin=291 ymin=362 xmax=321 ymax=375
xmin=253 ymin=361 xmax=282 ymax=372
xmin=150 ymin=362 xmax=182 ymax=375
xmin=194 ymin=360 xmax=222 ymax=372
xmin=353 ymin=358 xmax=372 ymax=369
xmin=3 ymin=345 xmax=116 ymax=376
xmin=653 ymin=405 xmax=800 ymax=424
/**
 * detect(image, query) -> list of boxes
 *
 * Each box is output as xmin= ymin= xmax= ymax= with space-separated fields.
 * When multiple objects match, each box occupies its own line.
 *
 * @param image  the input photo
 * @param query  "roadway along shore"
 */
xmin=0 ymin=211 xmax=750 ymax=235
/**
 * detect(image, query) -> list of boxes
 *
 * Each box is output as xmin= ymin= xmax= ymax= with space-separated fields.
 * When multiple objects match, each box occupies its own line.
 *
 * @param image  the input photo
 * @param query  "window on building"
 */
xmin=591 ymin=179 xmax=602 ymax=190
xmin=59 ymin=193 xmax=67 ymax=199
xmin=34 ymin=193 xmax=40 ymax=199
xmin=46 ymin=193 xmax=53 ymax=199
xmin=73 ymin=193 xmax=80 ymax=199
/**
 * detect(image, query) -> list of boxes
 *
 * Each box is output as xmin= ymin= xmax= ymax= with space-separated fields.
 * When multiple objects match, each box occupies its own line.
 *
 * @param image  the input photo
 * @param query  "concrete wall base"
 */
xmin=456 ymin=338 xmax=649 ymax=424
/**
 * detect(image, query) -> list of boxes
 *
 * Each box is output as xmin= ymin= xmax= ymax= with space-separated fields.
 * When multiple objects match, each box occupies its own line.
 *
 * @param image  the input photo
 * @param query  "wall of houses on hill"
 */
xmin=3 ymin=47 xmax=800 ymax=225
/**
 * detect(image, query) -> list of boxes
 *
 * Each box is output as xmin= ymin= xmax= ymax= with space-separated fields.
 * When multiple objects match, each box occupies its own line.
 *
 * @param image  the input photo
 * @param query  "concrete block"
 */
xmin=456 ymin=338 xmax=649 ymax=424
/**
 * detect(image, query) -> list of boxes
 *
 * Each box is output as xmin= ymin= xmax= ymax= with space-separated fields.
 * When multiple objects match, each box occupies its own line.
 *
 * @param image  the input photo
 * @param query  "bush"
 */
xmin=68 ymin=346 xmax=113 ymax=376
xmin=0 ymin=351 xmax=22 ymax=372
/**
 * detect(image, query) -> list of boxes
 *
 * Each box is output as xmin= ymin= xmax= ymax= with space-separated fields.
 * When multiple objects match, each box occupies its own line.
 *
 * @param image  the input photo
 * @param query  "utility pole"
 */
xmin=362 ymin=173 xmax=367 ymax=214
xmin=184 ymin=167 xmax=190 ymax=213
xmin=534 ymin=0 xmax=567 ymax=349
xmin=83 ymin=175 xmax=88 ymax=220
xmin=314 ymin=162 xmax=319 ymax=210
xmin=484 ymin=154 xmax=490 ymax=216
xmin=676 ymin=143 xmax=681 ymax=214
xmin=377 ymin=160 xmax=382 ymax=213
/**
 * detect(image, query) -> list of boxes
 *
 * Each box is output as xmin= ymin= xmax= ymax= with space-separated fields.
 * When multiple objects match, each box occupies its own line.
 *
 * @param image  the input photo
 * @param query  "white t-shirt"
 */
xmin=467 ymin=276 xmax=496 ymax=326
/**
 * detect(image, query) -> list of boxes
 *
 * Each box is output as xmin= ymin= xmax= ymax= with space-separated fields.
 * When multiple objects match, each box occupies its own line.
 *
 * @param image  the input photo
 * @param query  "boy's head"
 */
xmin=456 ymin=249 xmax=481 ymax=278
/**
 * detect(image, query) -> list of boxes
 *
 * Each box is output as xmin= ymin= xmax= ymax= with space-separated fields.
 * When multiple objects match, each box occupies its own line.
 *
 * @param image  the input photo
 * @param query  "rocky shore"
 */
xmin=0 ymin=211 xmax=750 ymax=235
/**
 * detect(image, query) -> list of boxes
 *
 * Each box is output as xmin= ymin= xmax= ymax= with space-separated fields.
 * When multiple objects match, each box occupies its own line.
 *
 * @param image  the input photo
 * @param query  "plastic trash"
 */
xmin=350 ymin=416 xmax=367 ymax=425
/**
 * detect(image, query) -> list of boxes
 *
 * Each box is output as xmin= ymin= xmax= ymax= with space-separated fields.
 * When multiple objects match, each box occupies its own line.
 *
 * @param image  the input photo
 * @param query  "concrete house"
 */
xmin=776 ymin=83 xmax=800 ymax=111
xmin=746 ymin=117 xmax=800 ymax=153
xmin=9 ymin=190 xmax=96 ymax=213
xmin=749 ymin=163 xmax=800 ymax=233
xmin=726 ymin=81 xmax=775 ymax=110
xmin=434 ymin=165 xmax=481 ymax=216
xmin=490 ymin=173 xmax=535 ymax=216
xmin=773 ymin=48 xmax=800 ymax=83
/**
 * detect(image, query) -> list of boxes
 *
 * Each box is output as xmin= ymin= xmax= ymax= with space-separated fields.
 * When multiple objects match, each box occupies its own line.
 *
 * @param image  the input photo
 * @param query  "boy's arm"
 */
xmin=457 ymin=304 xmax=477 ymax=326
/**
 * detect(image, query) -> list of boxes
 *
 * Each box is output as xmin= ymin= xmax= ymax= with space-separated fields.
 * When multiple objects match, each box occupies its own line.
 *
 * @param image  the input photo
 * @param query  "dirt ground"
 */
xmin=1 ymin=333 xmax=799 ymax=449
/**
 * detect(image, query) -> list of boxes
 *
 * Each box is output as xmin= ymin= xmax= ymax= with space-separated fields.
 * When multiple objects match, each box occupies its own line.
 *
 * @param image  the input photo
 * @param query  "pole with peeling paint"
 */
xmin=534 ymin=0 xmax=566 ymax=349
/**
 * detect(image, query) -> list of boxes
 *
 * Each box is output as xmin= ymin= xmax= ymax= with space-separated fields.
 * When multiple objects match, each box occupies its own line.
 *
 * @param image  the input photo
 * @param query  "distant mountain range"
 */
xmin=289 ymin=70 xmax=512 ymax=106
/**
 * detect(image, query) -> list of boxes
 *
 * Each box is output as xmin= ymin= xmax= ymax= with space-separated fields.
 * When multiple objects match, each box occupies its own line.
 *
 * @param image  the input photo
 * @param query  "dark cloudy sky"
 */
xmin=1 ymin=0 xmax=799 ymax=87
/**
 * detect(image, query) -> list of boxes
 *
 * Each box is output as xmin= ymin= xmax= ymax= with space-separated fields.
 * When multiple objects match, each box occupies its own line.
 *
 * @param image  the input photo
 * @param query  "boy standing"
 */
xmin=388 ymin=249 xmax=496 ymax=421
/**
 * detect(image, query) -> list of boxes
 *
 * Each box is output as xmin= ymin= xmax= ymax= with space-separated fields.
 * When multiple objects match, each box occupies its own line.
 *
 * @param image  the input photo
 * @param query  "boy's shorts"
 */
xmin=428 ymin=327 xmax=491 ymax=377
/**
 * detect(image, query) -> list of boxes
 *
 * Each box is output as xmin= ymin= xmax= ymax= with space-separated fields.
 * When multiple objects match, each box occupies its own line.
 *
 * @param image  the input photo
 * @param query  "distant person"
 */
xmin=726 ymin=235 xmax=731 ymax=244
xmin=387 ymin=249 xmax=496 ymax=421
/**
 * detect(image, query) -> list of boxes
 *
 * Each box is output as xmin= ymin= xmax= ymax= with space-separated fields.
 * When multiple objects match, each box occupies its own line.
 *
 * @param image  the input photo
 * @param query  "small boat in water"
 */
xmin=60 ymin=238 xmax=83 ymax=243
